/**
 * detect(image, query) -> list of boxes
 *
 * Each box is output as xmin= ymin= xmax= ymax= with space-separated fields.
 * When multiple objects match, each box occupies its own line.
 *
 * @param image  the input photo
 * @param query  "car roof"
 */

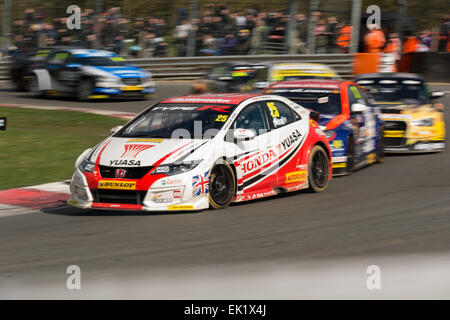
xmin=267 ymin=79 xmax=345 ymax=89
xmin=160 ymin=93 xmax=261 ymax=105
xmin=271 ymin=62 xmax=334 ymax=69
xmin=63 ymin=48 xmax=117 ymax=57
xmin=355 ymin=72 xmax=422 ymax=80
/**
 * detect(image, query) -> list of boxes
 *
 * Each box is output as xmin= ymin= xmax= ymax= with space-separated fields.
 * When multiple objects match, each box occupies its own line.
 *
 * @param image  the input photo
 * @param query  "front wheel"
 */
xmin=308 ymin=145 xmax=330 ymax=193
xmin=209 ymin=160 xmax=236 ymax=209
xmin=77 ymin=79 xmax=94 ymax=101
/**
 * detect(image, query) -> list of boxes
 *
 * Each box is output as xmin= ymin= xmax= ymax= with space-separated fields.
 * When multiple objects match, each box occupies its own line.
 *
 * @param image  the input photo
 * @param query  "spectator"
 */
xmin=174 ymin=19 xmax=191 ymax=57
xmin=364 ymin=24 xmax=386 ymax=53
xmin=337 ymin=23 xmax=352 ymax=53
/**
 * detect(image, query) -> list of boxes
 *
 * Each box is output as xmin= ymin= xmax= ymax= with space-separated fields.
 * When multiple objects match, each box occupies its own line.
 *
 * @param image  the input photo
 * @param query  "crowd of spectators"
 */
xmin=3 ymin=4 xmax=449 ymax=60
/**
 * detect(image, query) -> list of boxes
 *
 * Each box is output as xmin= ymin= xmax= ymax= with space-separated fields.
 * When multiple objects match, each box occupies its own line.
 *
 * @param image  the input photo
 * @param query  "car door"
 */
xmin=261 ymin=99 xmax=306 ymax=186
xmin=348 ymin=84 xmax=376 ymax=157
xmin=229 ymin=102 xmax=278 ymax=193
xmin=46 ymin=51 xmax=73 ymax=91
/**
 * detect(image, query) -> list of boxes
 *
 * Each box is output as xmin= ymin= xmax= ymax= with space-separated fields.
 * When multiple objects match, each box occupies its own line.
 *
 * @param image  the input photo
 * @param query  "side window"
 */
xmin=348 ymin=85 xmax=365 ymax=105
xmin=264 ymin=100 xmax=294 ymax=129
xmin=233 ymin=103 xmax=268 ymax=135
xmin=210 ymin=64 xmax=231 ymax=78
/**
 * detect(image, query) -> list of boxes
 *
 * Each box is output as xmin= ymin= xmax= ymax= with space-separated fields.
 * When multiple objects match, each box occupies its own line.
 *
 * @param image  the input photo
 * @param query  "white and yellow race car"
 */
xmin=355 ymin=73 xmax=445 ymax=153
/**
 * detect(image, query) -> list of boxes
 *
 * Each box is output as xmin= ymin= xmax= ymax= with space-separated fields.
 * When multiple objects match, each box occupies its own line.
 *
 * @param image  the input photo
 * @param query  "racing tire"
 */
xmin=209 ymin=160 xmax=236 ymax=209
xmin=308 ymin=145 xmax=330 ymax=193
xmin=376 ymin=127 xmax=385 ymax=163
xmin=346 ymin=135 xmax=356 ymax=174
xmin=77 ymin=79 xmax=94 ymax=101
xmin=28 ymin=75 xmax=42 ymax=97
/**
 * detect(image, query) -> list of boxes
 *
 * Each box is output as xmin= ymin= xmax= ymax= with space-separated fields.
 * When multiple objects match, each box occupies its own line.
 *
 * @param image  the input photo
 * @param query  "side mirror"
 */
xmin=109 ymin=125 xmax=123 ymax=136
xmin=431 ymin=91 xmax=445 ymax=99
xmin=351 ymin=103 xmax=367 ymax=113
xmin=309 ymin=110 xmax=320 ymax=122
xmin=233 ymin=128 xmax=256 ymax=141
xmin=253 ymin=82 xmax=269 ymax=90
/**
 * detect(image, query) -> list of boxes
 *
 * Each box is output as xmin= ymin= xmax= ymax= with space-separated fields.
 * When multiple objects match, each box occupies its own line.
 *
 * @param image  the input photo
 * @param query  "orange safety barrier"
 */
xmin=353 ymin=53 xmax=380 ymax=75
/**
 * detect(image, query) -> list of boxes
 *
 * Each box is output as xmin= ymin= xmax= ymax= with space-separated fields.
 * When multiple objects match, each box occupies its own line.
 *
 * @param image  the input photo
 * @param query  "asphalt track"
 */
xmin=1 ymin=81 xmax=450 ymax=299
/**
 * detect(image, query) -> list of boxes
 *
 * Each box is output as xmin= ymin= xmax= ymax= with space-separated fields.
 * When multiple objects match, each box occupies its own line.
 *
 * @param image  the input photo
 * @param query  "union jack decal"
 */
xmin=121 ymin=144 xmax=154 ymax=158
xmin=192 ymin=169 xmax=211 ymax=196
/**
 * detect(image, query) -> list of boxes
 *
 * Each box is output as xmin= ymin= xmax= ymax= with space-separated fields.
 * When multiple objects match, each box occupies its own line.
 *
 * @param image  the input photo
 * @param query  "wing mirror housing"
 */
xmin=109 ymin=126 xmax=123 ymax=136
xmin=351 ymin=103 xmax=367 ymax=113
xmin=309 ymin=110 xmax=320 ymax=122
xmin=431 ymin=91 xmax=445 ymax=99
xmin=233 ymin=128 xmax=256 ymax=141
xmin=253 ymin=82 xmax=269 ymax=90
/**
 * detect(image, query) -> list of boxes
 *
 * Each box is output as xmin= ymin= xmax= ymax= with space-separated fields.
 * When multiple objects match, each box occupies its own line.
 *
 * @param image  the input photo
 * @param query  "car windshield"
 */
xmin=77 ymin=56 xmax=128 ymax=66
xmin=356 ymin=78 xmax=428 ymax=103
xmin=267 ymin=88 xmax=342 ymax=114
xmin=282 ymin=75 xmax=335 ymax=81
xmin=231 ymin=65 xmax=267 ymax=83
xmin=116 ymin=103 xmax=236 ymax=139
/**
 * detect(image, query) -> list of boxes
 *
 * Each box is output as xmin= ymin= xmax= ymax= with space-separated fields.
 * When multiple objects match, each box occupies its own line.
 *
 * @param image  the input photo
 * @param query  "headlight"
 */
xmin=411 ymin=118 xmax=434 ymax=126
xmin=95 ymin=77 xmax=121 ymax=87
xmin=152 ymin=161 xmax=200 ymax=176
xmin=79 ymin=158 xmax=95 ymax=173
xmin=324 ymin=129 xmax=336 ymax=140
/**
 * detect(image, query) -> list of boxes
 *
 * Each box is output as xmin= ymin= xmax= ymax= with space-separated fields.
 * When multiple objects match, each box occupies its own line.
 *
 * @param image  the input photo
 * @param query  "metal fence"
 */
xmin=0 ymin=53 xmax=354 ymax=81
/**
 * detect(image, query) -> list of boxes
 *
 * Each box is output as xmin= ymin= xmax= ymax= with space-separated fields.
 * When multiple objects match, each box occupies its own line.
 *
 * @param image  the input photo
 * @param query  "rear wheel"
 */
xmin=209 ymin=160 xmax=236 ymax=209
xmin=376 ymin=127 xmax=385 ymax=163
xmin=308 ymin=145 xmax=330 ymax=193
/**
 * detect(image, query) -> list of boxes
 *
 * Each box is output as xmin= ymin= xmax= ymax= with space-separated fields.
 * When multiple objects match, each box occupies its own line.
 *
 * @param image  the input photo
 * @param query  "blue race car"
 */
xmin=264 ymin=79 xmax=384 ymax=175
xmin=28 ymin=48 xmax=155 ymax=100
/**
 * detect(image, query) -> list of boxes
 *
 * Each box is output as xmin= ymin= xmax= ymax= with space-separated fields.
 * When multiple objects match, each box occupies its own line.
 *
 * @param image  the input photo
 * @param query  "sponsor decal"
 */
xmin=169 ymin=98 xmax=232 ymax=104
xmin=285 ymin=170 xmax=307 ymax=184
xmin=331 ymin=139 xmax=344 ymax=149
xmin=121 ymin=144 xmax=154 ymax=158
xmin=332 ymin=163 xmax=347 ymax=168
xmin=127 ymin=138 xmax=163 ymax=143
xmin=152 ymin=191 xmax=174 ymax=203
xmin=192 ymin=170 xmax=211 ymax=196
xmin=173 ymin=190 xmax=182 ymax=199
xmin=215 ymin=114 xmax=229 ymax=122
xmin=332 ymin=156 xmax=347 ymax=163
xmin=109 ymin=160 xmax=141 ymax=166
xmin=161 ymin=178 xmax=183 ymax=186
xmin=167 ymin=204 xmax=194 ymax=210
xmin=97 ymin=180 xmax=136 ymax=190
xmin=197 ymin=105 xmax=231 ymax=112
xmin=281 ymin=129 xmax=302 ymax=150
xmin=115 ymin=168 xmax=127 ymax=178
xmin=241 ymin=149 xmax=277 ymax=174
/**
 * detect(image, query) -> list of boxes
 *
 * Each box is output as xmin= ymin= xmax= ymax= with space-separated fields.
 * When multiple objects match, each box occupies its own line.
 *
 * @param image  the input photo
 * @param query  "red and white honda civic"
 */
xmin=68 ymin=94 xmax=332 ymax=211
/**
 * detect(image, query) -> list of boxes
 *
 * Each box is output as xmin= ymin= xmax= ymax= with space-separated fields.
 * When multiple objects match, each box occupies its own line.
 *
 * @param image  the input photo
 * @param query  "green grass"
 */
xmin=0 ymin=108 xmax=127 ymax=190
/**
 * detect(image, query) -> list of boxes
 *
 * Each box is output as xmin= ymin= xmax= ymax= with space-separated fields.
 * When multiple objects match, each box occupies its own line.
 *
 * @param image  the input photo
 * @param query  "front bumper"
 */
xmin=383 ymin=140 xmax=445 ymax=153
xmin=89 ymin=86 xmax=156 ymax=99
xmin=68 ymin=168 xmax=210 ymax=211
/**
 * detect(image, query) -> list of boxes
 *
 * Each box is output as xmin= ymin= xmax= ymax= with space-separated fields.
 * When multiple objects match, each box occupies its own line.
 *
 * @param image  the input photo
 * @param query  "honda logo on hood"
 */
xmin=115 ymin=168 xmax=127 ymax=178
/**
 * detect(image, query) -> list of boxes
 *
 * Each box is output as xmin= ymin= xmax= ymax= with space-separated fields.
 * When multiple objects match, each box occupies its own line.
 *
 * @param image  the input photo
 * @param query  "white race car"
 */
xmin=69 ymin=93 xmax=332 ymax=211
